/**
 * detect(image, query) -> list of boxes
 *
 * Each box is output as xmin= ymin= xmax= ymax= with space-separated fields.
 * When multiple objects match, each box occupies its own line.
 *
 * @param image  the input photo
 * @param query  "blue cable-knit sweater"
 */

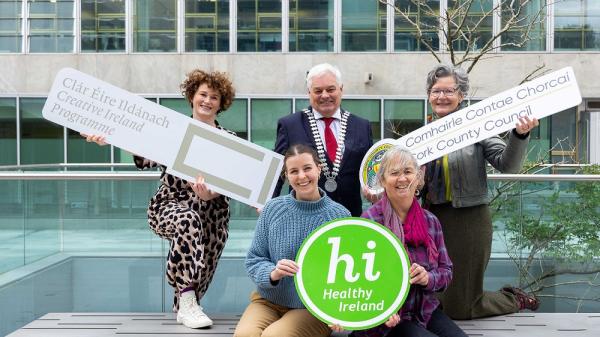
xmin=246 ymin=189 xmax=351 ymax=308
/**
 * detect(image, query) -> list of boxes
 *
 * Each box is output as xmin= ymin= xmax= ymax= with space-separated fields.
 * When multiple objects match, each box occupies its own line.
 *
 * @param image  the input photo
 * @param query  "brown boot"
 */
xmin=502 ymin=286 xmax=540 ymax=311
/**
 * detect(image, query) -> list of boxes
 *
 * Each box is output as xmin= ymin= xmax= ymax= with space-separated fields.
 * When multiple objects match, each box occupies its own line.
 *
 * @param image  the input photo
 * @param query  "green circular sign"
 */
xmin=295 ymin=217 xmax=410 ymax=330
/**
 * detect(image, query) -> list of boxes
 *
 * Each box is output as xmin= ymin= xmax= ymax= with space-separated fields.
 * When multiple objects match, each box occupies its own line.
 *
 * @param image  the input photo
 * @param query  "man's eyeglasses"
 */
xmin=429 ymin=88 xmax=458 ymax=98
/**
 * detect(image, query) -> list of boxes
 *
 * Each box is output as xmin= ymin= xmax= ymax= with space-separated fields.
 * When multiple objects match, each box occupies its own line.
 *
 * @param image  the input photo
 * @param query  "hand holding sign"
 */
xmin=514 ymin=116 xmax=540 ymax=135
xmin=409 ymin=263 xmax=429 ymax=286
xmin=271 ymin=259 xmax=300 ymax=281
xmin=43 ymin=68 xmax=283 ymax=208
xmin=295 ymin=218 xmax=411 ymax=330
xmin=360 ymin=67 xmax=581 ymax=193
xmin=82 ymin=133 xmax=108 ymax=146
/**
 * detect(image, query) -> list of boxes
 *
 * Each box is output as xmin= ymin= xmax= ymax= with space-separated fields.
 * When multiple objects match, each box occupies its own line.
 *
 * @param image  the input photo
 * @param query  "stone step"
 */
xmin=7 ymin=313 xmax=600 ymax=337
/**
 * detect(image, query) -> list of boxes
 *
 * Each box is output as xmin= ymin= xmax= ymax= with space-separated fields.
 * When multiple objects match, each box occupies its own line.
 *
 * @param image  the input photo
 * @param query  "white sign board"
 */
xmin=42 ymin=68 xmax=283 ymax=209
xmin=360 ymin=67 xmax=582 ymax=192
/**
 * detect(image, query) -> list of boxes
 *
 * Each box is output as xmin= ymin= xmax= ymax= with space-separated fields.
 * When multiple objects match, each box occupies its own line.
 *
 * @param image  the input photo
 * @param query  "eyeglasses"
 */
xmin=429 ymin=88 xmax=458 ymax=98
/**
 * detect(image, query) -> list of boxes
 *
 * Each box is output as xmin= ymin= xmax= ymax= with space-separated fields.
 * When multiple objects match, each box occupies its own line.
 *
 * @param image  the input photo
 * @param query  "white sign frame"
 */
xmin=360 ymin=67 xmax=582 ymax=192
xmin=42 ymin=68 xmax=283 ymax=208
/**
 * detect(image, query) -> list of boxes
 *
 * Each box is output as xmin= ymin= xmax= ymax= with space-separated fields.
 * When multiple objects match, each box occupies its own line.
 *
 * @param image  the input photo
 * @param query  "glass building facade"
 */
xmin=0 ymin=94 xmax=589 ymax=166
xmin=1 ymin=0 xmax=599 ymax=53
xmin=1 ymin=1 xmax=599 ymax=335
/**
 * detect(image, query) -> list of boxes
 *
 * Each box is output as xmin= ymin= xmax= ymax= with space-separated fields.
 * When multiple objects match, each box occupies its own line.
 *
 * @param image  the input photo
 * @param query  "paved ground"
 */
xmin=7 ymin=312 xmax=600 ymax=337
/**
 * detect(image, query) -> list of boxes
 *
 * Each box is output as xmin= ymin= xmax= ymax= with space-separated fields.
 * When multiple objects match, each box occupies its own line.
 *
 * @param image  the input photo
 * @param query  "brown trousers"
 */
xmin=233 ymin=292 xmax=330 ymax=337
xmin=429 ymin=203 xmax=519 ymax=319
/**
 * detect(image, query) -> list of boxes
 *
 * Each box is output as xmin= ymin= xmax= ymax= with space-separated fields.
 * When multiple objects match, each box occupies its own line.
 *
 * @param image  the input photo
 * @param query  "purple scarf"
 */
xmin=381 ymin=193 xmax=439 ymax=264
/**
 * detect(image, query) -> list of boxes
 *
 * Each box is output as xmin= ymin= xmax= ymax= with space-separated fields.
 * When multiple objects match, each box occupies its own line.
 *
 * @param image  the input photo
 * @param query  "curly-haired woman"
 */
xmin=84 ymin=69 xmax=236 ymax=329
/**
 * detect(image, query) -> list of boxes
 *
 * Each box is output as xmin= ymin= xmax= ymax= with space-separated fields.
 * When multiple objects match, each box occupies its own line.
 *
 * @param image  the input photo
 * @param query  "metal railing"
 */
xmin=0 ymin=163 xmax=598 ymax=181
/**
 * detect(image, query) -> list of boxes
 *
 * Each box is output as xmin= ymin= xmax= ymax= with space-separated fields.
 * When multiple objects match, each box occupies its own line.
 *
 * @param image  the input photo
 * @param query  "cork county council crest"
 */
xmin=359 ymin=140 xmax=395 ymax=195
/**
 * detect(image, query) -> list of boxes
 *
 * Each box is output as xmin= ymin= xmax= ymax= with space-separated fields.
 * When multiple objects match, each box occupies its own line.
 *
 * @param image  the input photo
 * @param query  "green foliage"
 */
xmin=490 ymin=165 xmax=600 ymax=297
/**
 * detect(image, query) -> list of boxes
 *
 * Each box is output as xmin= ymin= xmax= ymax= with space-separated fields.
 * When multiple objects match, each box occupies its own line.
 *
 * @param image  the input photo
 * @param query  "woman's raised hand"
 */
xmin=81 ymin=133 xmax=107 ymax=146
xmin=191 ymin=175 xmax=220 ymax=201
xmin=515 ymin=116 xmax=539 ymax=135
xmin=270 ymin=259 xmax=299 ymax=282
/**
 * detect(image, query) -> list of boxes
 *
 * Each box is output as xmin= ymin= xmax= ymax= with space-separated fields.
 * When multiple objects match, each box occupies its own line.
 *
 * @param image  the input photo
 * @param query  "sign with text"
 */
xmin=295 ymin=217 xmax=410 ymax=330
xmin=360 ymin=67 xmax=582 ymax=192
xmin=42 ymin=68 xmax=283 ymax=208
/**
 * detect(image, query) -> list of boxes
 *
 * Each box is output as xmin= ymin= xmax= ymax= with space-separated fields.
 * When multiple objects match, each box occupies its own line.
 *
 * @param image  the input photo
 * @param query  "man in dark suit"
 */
xmin=273 ymin=63 xmax=374 ymax=216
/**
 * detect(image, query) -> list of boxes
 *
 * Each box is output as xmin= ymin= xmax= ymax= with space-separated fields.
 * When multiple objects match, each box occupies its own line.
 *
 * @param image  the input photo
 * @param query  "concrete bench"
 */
xmin=7 ymin=312 xmax=600 ymax=337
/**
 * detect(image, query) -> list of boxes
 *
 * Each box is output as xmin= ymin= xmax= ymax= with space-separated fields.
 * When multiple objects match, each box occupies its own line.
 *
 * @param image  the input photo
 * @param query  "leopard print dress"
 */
xmin=134 ymin=126 xmax=234 ymax=311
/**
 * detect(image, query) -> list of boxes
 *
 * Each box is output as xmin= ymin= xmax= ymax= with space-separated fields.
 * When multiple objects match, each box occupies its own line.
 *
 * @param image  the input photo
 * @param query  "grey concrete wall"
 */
xmin=0 ymin=53 xmax=598 ymax=98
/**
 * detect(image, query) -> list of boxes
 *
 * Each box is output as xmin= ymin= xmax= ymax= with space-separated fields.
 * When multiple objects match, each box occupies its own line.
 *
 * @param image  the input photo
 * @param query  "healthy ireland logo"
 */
xmin=295 ymin=217 xmax=411 ymax=330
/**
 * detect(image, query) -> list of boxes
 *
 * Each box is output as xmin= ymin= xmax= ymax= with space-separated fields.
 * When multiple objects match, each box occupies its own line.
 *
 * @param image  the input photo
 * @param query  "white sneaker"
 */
xmin=176 ymin=292 xmax=213 ymax=328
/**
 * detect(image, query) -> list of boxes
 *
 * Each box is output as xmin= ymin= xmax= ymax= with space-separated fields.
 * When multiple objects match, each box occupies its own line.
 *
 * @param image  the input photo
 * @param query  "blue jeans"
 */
xmin=387 ymin=308 xmax=467 ymax=337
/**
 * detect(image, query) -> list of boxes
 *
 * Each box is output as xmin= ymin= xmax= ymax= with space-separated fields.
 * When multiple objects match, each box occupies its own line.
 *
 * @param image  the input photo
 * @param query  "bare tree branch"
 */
xmin=378 ymin=0 xmax=550 ymax=75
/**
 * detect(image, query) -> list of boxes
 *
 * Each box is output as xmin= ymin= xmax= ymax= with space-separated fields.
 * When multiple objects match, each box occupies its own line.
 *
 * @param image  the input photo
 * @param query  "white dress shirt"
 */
xmin=311 ymin=108 xmax=342 ymax=153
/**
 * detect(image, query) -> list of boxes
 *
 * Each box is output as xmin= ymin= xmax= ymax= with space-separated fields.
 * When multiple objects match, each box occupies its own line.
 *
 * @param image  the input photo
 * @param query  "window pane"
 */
xmin=160 ymin=97 xmax=247 ymax=139
xmin=0 ymin=97 xmax=17 ymax=165
xmin=67 ymin=129 xmax=110 ymax=163
xmin=160 ymin=97 xmax=189 ymax=115
xmin=134 ymin=0 xmax=177 ymax=52
xmin=289 ymin=0 xmax=333 ymax=52
xmin=185 ymin=0 xmax=229 ymax=52
xmin=342 ymin=99 xmax=381 ymax=140
xmin=219 ymin=99 xmax=248 ymax=140
xmin=384 ymin=100 xmax=424 ymax=139
xmin=394 ymin=0 xmax=440 ymax=51
xmin=28 ymin=0 xmax=74 ymax=53
xmin=295 ymin=98 xmax=309 ymax=111
xmin=251 ymin=99 xmax=291 ymax=149
xmin=448 ymin=0 xmax=493 ymax=51
xmin=0 ymin=0 xmax=22 ymax=53
xmin=81 ymin=0 xmax=126 ymax=52
xmin=550 ymin=107 xmax=578 ymax=163
xmin=501 ymin=0 xmax=546 ymax=51
xmin=20 ymin=98 xmax=63 ymax=165
xmin=555 ymin=0 xmax=600 ymax=50
xmin=342 ymin=0 xmax=387 ymax=51
xmin=238 ymin=0 xmax=282 ymax=52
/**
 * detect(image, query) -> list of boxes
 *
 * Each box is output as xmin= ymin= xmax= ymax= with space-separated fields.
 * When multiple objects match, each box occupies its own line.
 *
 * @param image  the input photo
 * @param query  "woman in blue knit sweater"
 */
xmin=233 ymin=144 xmax=350 ymax=337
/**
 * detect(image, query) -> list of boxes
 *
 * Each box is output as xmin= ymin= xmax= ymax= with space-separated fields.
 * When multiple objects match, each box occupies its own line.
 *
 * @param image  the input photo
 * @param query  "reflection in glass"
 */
xmin=134 ymin=0 xmax=177 ymax=52
xmin=160 ymin=97 xmax=248 ymax=140
xmin=501 ymin=0 xmax=545 ymax=51
xmin=67 ymin=129 xmax=111 ymax=164
xmin=448 ymin=0 xmax=493 ymax=51
xmin=185 ymin=0 xmax=229 ymax=52
xmin=555 ymin=0 xmax=600 ymax=50
xmin=238 ymin=0 xmax=282 ymax=52
xmin=159 ymin=97 xmax=190 ymax=115
xmin=81 ymin=0 xmax=126 ymax=52
xmin=24 ymin=179 xmax=61 ymax=264
xmin=28 ymin=0 xmax=75 ymax=53
xmin=19 ymin=98 xmax=63 ymax=165
xmin=342 ymin=0 xmax=387 ymax=51
xmin=342 ymin=99 xmax=381 ymax=140
xmin=0 ymin=0 xmax=22 ymax=52
xmin=394 ymin=0 xmax=440 ymax=51
xmin=550 ymin=107 xmax=578 ymax=163
xmin=295 ymin=98 xmax=310 ymax=111
xmin=0 ymin=97 xmax=17 ymax=165
xmin=289 ymin=0 xmax=333 ymax=52
xmin=384 ymin=100 xmax=424 ymax=139
xmin=251 ymin=99 xmax=291 ymax=149
xmin=219 ymin=99 xmax=248 ymax=140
